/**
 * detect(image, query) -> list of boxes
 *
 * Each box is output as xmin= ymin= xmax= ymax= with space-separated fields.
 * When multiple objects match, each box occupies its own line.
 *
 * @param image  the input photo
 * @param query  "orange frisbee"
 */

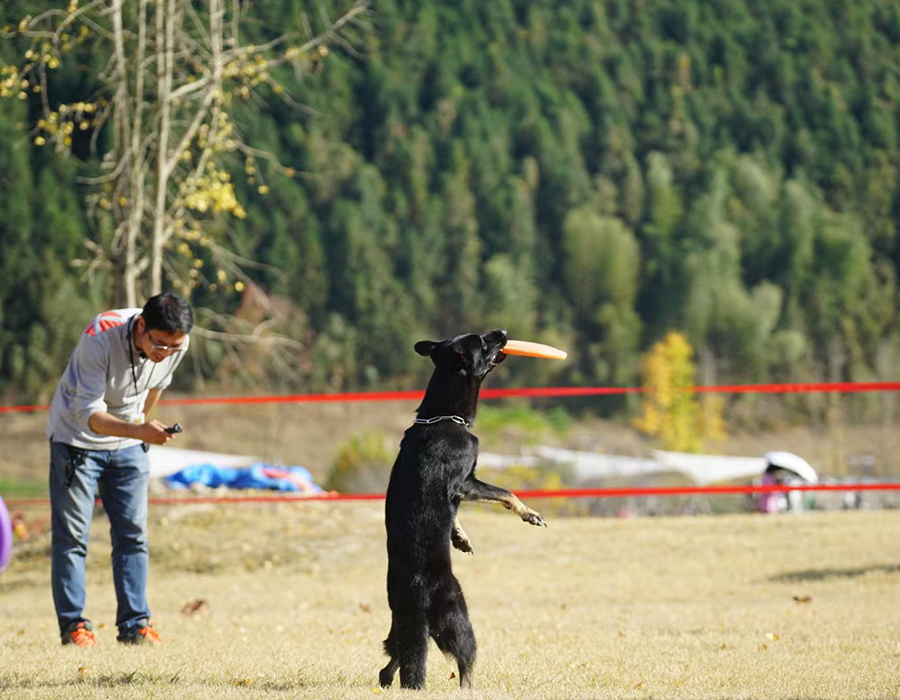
xmin=502 ymin=339 xmax=568 ymax=360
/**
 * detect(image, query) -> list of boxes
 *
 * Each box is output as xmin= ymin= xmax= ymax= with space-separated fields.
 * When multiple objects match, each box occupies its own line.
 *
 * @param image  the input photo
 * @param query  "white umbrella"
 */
xmin=764 ymin=451 xmax=818 ymax=483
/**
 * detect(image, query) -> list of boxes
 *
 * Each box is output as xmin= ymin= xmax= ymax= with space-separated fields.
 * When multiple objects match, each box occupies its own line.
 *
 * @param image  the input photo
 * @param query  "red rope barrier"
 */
xmin=0 ymin=403 xmax=49 ymax=413
xmin=160 ymin=391 xmax=424 ymax=406
xmin=690 ymin=381 xmax=900 ymax=394
xmin=4 ymin=482 xmax=898 ymax=508
xmin=5 ymin=381 xmax=900 ymax=414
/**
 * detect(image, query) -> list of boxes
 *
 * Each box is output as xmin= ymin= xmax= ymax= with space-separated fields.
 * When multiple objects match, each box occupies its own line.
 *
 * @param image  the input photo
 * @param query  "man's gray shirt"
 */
xmin=46 ymin=308 xmax=189 ymax=450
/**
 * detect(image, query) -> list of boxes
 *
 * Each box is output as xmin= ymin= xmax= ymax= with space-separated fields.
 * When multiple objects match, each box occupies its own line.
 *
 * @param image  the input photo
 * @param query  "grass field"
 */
xmin=0 ymin=501 xmax=897 ymax=699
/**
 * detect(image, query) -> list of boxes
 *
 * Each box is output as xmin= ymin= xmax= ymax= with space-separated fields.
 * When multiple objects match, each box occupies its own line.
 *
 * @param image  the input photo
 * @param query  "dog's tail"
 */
xmin=383 ymin=633 xmax=396 ymax=657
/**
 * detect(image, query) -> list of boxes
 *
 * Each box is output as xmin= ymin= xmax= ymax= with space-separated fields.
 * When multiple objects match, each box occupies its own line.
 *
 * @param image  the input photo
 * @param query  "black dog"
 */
xmin=379 ymin=329 xmax=546 ymax=690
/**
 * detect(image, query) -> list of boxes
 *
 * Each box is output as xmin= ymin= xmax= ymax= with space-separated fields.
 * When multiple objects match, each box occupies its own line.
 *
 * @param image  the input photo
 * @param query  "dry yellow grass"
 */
xmin=1 ymin=502 xmax=898 ymax=699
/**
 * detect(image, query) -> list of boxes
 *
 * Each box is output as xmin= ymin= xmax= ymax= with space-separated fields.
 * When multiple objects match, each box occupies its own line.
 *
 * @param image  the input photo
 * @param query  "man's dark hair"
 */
xmin=142 ymin=292 xmax=194 ymax=333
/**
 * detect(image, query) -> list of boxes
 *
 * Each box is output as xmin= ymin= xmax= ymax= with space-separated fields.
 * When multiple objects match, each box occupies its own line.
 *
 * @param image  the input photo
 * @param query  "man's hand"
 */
xmin=138 ymin=419 xmax=178 ymax=445
xmin=89 ymin=411 xmax=177 ymax=444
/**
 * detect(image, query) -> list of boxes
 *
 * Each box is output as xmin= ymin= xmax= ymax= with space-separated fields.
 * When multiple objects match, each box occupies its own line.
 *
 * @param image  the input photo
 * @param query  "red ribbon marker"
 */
xmin=4 ymin=482 xmax=898 ymax=509
xmin=6 ymin=381 xmax=900 ymax=414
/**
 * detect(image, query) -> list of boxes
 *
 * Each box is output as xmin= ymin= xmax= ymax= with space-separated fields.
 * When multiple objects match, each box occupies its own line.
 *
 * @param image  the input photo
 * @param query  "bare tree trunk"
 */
xmin=130 ymin=0 xmax=149 ymax=300
xmin=151 ymin=0 xmax=225 ymax=294
xmin=111 ymin=0 xmax=138 ymax=307
xmin=150 ymin=0 xmax=176 ymax=295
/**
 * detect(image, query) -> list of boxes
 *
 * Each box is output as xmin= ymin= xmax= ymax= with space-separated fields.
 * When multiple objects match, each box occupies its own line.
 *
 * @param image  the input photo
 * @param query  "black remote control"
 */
xmin=164 ymin=423 xmax=183 ymax=434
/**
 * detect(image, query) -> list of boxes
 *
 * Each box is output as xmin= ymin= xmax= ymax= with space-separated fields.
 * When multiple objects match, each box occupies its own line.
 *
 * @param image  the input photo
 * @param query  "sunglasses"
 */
xmin=145 ymin=329 xmax=186 ymax=353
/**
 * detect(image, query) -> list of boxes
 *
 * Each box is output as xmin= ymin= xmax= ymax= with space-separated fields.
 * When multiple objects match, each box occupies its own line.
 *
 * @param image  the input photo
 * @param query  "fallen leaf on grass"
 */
xmin=449 ymin=672 xmax=456 ymax=680
xmin=359 ymin=603 xmax=372 ymax=613
xmin=234 ymin=678 xmax=253 ymax=686
xmin=181 ymin=599 xmax=209 ymax=617
xmin=766 ymin=632 xmax=781 ymax=641
xmin=793 ymin=595 xmax=812 ymax=603
xmin=372 ymin=688 xmax=383 ymax=694
xmin=13 ymin=522 xmax=28 ymax=541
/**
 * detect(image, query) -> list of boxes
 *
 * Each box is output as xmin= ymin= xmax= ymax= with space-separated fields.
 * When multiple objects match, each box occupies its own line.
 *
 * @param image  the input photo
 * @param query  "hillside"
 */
xmin=2 ymin=0 xmax=900 ymax=407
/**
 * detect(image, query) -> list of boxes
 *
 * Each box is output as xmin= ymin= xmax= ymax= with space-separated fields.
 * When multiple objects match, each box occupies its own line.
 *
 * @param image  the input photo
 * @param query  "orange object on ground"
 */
xmin=502 ymin=339 xmax=568 ymax=360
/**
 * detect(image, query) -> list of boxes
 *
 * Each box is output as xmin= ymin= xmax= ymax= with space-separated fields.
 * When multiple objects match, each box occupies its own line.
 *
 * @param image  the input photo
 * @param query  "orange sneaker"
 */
xmin=117 ymin=619 xmax=161 ymax=645
xmin=62 ymin=621 xmax=98 ymax=647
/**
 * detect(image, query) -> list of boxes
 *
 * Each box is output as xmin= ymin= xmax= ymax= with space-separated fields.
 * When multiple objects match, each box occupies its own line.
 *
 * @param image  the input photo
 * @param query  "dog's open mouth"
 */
xmin=488 ymin=348 xmax=508 ymax=368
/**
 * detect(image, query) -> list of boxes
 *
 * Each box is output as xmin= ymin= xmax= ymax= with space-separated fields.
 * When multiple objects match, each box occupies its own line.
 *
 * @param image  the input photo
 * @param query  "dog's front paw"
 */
xmin=522 ymin=509 xmax=547 ymax=527
xmin=451 ymin=530 xmax=475 ymax=554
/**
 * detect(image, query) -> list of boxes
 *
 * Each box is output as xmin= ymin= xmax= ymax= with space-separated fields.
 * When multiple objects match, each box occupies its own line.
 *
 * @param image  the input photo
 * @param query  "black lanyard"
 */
xmin=127 ymin=316 xmax=155 ymax=398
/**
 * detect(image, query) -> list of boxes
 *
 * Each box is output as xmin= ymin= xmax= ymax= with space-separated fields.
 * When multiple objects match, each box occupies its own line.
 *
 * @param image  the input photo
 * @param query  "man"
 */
xmin=46 ymin=292 xmax=193 ymax=646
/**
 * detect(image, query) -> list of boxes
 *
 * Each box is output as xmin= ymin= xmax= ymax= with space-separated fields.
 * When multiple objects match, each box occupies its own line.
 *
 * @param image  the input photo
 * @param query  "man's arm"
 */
xmin=88 ymin=411 xmax=174 ymax=446
xmin=143 ymin=388 xmax=163 ymax=418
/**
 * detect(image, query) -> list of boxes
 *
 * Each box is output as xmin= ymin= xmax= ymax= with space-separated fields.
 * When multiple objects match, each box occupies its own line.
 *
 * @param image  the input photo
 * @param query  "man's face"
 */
xmin=135 ymin=316 xmax=187 ymax=363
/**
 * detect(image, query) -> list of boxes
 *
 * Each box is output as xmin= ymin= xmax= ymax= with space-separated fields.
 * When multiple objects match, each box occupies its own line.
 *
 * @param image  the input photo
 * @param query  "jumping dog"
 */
xmin=379 ymin=329 xmax=546 ymax=690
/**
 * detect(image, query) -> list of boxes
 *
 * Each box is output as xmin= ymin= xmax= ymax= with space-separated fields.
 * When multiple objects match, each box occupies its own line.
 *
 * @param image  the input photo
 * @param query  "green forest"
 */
xmin=2 ymin=0 xmax=900 ymax=407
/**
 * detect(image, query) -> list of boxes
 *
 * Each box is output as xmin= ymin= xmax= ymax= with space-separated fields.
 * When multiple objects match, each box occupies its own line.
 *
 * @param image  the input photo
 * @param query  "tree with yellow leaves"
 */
xmin=2 ymin=0 xmax=366 ymax=307
xmin=634 ymin=331 xmax=727 ymax=452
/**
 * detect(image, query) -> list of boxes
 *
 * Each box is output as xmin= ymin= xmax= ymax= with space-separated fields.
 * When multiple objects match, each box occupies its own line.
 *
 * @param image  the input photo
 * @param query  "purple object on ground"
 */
xmin=0 ymin=493 xmax=12 ymax=572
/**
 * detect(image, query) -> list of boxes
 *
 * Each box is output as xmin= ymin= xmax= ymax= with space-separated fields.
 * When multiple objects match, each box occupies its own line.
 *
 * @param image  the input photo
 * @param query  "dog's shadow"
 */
xmin=769 ymin=563 xmax=900 ymax=583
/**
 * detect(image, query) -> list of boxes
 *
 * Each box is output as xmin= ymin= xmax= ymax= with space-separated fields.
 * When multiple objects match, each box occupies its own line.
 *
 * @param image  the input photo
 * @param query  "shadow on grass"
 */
xmin=0 ymin=663 xmax=327 ymax=690
xmin=0 ymin=671 xmax=181 ymax=690
xmin=771 ymin=563 xmax=900 ymax=582
xmin=0 ymin=671 xmax=314 ymax=691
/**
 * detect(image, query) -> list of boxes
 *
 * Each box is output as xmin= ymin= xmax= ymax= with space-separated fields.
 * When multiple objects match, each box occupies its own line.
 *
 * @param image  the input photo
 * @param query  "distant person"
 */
xmin=46 ymin=292 xmax=193 ymax=646
xmin=757 ymin=469 xmax=782 ymax=514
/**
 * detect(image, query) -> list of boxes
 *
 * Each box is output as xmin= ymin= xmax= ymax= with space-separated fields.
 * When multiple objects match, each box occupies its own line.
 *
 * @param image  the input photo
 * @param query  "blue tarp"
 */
xmin=165 ymin=464 xmax=322 ymax=493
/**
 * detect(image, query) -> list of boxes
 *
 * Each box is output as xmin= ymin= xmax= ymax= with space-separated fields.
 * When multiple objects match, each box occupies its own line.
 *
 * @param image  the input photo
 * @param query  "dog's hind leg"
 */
xmin=394 ymin=611 xmax=429 ymax=689
xmin=430 ymin=585 xmax=477 ymax=689
xmin=379 ymin=625 xmax=400 ymax=687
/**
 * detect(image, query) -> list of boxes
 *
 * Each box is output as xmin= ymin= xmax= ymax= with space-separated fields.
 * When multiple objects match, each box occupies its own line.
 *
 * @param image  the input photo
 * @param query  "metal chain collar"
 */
xmin=413 ymin=415 xmax=470 ymax=429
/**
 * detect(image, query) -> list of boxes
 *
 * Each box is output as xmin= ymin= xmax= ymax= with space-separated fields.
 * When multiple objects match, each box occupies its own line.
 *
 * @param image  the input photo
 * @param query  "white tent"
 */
xmin=483 ymin=447 xmax=816 ymax=487
xmin=532 ymin=446 xmax=662 ymax=481
xmin=653 ymin=450 xmax=766 ymax=486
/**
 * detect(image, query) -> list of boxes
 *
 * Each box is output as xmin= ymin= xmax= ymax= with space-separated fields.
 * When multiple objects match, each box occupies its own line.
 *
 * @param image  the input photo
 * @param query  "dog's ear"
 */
xmin=414 ymin=340 xmax=438 ymax=357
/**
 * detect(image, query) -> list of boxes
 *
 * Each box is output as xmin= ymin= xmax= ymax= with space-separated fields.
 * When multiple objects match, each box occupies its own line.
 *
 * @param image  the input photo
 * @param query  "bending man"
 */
xmin=46 ymin=292 xmax=193 ymax=646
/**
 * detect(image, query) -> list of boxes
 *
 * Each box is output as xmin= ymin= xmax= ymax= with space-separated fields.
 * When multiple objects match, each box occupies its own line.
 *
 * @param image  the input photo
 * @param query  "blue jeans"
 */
xmin=49 ymin=441 xmax=151 ymax=637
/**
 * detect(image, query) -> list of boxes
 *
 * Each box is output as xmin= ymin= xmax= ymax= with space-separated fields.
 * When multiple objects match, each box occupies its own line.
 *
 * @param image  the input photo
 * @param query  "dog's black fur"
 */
xmin=379 ymin=329 xmax=546 ymax=690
